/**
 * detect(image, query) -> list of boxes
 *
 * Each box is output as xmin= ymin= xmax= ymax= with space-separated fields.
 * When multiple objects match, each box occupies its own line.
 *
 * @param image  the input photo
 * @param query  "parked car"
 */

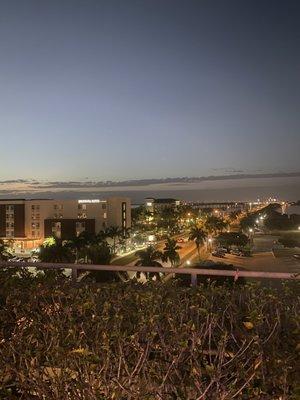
xmin=230 ymin=249 xmax=243 ymax=256
xmin=293 ymin=254 xmax=300 ymax=259
xmin=212 ymin=250 xmax=225 ymax=258
xmin=215 ymin=247 xmax=227 ymax=254
xmin=241 ymin=249 xmax=252 ymax=257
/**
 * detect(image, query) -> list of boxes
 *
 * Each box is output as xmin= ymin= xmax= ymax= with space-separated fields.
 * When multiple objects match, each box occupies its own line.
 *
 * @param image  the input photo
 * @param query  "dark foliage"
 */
xmin=0 ymin=272 xmax=299 ymax=399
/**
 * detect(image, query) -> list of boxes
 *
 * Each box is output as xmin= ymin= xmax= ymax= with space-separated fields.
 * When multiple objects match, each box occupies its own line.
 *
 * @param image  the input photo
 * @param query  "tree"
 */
xmin=135 ymin=246 xmax=163 ymax=281
xmin=162 ymin=237 xmax=181 ymax=267
xmin=82 ymin=242 xmax=112 ymax=265
xmin=264 ymin=212 xmax=293 ymax=231
xmin=240 ymin=214 xmax=256 ymax=232
xmin=189 ymin=226 xmax=207 ymax=259
xmin=0 ymin=240 xmax=11 ymax=261
xmin=39 ymin=237 xmax=75 ymax=263
xmin=204 ymin=215 xmax=228 ymax=236
xmin=156 ymin=207 xmax=179 ymax=233
xmin=68 ymin=232 xmax=90 ymax=262
xmin=215 ymin=232 xmax=249 ymax=250
xmin=229 ymin=210 xmax=242 ymax=221
xmin=80 ymin=242 xmax=118 ymax=282
xmin=94 ymin=230 xmax=107 ymax=244
xmin=106 ymin=226 xmax=123 ymax=254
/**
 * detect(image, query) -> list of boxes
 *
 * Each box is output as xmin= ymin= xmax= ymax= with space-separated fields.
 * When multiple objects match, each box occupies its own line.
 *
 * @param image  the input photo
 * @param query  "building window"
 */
xmin=76 ymin=221 xmax=85 ymax=236
xmin=78 ymin=213 xmax=87 ymax=219
xmin=102 ymin=204 xmax=106 ymax=209
xmin=78 ymin=204 xmax=87 ymax=210
xmin=103 ymin=212 xmax=107 ymax=219
xmin=52 ymin=222 xmax=61 ymax=239
xmin=121 ymin=202 xmax=127 ymax=229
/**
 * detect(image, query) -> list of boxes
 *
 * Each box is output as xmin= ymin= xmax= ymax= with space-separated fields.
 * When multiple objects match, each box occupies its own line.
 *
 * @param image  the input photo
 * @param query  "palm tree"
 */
xmin=83 ymin=242 xmax=112 ymax=265
xmin=39 ymin=236 xmax=75 ymax=263
xmin=79 ymin=242 xmax=117 ymax=283
xmin=204 ymin=215 xmax=228 ymax=236
xmin=135 ymin=246 xmax=163 ymax=281
xmin=189 ymin=226 xmax=207 ymax=259
xmin=156 ymin=207 xmax=179 ymax=233
xmin=0 ymin=240 xmax=10 ymax=261
xmin=68 ymin=232 xmax=90 ymax=262
xmin=106 ymin=226 xmax=123 ymax=254
xmin=162 ymin=237 xmax=181 ymax=267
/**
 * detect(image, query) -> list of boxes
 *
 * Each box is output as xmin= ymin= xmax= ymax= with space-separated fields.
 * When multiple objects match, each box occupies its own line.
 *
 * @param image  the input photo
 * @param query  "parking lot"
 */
xmin=210 ymin=234 xmax=300 ymax=274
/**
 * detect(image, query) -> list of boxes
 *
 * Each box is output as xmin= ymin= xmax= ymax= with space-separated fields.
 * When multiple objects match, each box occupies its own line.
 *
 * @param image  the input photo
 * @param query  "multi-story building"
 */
xmin=144 ymin=198 xmax=181 ymax=214
xmin=0 ymin=197 xmax=131 ymax=252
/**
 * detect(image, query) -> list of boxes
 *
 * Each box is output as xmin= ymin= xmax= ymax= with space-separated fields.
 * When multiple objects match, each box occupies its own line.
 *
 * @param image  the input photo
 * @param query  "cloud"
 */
xmin=1 ymin=171 xmax=300 ymax=193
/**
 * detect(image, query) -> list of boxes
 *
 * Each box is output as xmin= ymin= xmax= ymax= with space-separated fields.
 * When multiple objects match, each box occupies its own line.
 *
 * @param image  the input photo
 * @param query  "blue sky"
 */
xmin=0 ymin=0 xmax=299 ymax=181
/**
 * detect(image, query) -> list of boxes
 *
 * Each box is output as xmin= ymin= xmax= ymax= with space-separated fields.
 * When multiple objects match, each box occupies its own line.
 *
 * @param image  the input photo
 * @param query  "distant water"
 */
xmin=2 ymin=176 xmax=299 ymax=204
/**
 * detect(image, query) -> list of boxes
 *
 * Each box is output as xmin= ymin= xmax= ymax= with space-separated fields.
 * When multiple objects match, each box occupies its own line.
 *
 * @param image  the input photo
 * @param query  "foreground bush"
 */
xmin=0 ymin=269 xmax=299 ymax=399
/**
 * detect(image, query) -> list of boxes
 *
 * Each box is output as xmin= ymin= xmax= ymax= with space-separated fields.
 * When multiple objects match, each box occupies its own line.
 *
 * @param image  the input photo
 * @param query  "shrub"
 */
xmin=0 ymin=271 xmax=299 ymax=399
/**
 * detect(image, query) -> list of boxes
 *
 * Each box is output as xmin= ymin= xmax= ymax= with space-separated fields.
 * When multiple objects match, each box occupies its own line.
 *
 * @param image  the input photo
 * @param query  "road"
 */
xmin=112 ymin=236 xmax=198 ymax=268
xmin=113 ymin=232 xmax=300 ymax=275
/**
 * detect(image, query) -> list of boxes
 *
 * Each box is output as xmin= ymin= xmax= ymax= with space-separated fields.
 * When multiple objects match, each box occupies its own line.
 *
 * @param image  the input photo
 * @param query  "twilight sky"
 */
xmin=0 ymin=0 xmax=299 ymax=182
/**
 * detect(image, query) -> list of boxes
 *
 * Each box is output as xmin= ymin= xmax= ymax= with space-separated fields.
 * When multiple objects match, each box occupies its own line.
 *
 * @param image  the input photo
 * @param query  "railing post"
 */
xmin=191 ymin=273 xmax=197 ymax=287
xmin=71 ymin=267 xmax=78 ymax=283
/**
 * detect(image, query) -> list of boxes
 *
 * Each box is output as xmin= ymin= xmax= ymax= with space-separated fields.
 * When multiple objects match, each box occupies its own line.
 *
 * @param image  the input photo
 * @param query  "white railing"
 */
xmin=0 ymin=261 xmax=299 ymax=286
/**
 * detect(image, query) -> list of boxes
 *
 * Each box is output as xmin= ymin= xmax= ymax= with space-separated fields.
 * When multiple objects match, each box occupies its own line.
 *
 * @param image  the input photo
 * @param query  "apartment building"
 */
xmin=0 ymin=197 xmax=131 ymax=251
xmin=144 ymin=198 xmax=181 ymax=214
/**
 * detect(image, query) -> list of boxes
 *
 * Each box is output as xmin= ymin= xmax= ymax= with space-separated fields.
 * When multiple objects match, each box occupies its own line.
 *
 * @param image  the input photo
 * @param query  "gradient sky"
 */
xmin=0 ymin=0 xmax=299 ymax=181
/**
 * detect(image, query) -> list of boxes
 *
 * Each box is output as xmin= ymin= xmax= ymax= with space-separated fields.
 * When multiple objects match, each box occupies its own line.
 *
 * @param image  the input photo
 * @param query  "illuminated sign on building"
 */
xmin=78 ymin=199 xmax=104 ymax=204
